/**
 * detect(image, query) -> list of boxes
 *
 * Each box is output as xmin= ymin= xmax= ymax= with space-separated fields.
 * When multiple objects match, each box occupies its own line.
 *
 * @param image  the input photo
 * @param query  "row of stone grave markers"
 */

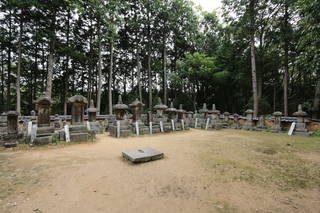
xmin=190 ymin=103 xmax=310 ymax=136
xmin=0 ymin=94 xmax=312 ymax=147
xmin=108 ymin=96 xmax=191 ymax=138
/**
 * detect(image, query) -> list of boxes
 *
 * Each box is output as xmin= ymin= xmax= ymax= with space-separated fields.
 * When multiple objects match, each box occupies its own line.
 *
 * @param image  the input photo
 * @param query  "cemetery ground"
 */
xmin=1 ymin=129 xmax=320 ymax=213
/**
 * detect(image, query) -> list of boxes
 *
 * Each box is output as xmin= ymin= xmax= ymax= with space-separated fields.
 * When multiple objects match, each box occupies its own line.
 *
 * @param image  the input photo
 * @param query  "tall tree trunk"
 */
xmin=108 ymin=40 xmax=114 ymax=115
xmin=7 ymin=10 xmax=12 ymax=111
xmin=46 ymin=13 xmax=56 ymax=98
xmin=250 ymin=0 xmax=259 ymax=117
xmin=312 ymin=77 xmax=320 ymax=119
xmin=16 ymin=13 xmax=23 ymax=114
xmin=96 ymin=20 xmax=102 ymax=115
xmin=1 ymin=51 xmax=4 ymax=112
xmin=64 ymin=10 xmax=71 ymax=115
xmin=163 ymin=27 xmax=167 ymax=105
xmin=137 ymin=48 xmax=142 ymax=101
xmin=147 ymin=12 xmax=152 ymax=109
xmin=283 ymin=2 xmax=289 ymax=116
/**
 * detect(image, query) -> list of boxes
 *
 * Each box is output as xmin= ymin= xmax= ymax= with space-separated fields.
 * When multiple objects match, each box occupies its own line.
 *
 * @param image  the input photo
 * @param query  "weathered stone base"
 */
xmin=34 ymin=136 xmax=52 ymax=145
xmin=122 ymin=147 xmax=164 ymax=163
xmin=70 ymin=133 xmax=88 ymax=142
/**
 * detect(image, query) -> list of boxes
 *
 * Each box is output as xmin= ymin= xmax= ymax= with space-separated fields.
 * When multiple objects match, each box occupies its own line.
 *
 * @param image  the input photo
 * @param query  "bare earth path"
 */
xmin=1 ymin=129 xmax=320 ymax=213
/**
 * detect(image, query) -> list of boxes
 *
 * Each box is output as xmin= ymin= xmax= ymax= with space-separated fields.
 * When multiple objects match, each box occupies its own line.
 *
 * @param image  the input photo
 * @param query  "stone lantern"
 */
xmin=271 ymin=111 xmax=282 ymax=132
xmin=256 ymin=115 xmax=266 ymax=131
xmin=87 ymin=99 xmax=99 ymax=122
xmin=34 ymin=95 xmax=52 ymax=127
xmin=199 ymin=103 xmax=209 ymax=118
xmin=209 ymin=104 xmax=220 ymax=120
xmin=166 ymin=102 xmax=177 ymax=121
xmin=153 ymin=97 xmax=168 ymax=118
xmin=113 ymin=95 xmax=128 ymax=120
xmin=175 ymin=104 xmax=186 ymax=131
xmin=224 ymin=112 xmax=230 ymax=122
xmin=2 ymin=111 xmax=19 ymax=148
xmin=231 ymin=113 xmax=240 ymax=129
xmin=292 ymin=104 xmax=309 ymax=135
xmin=68 ymin=95 xmax=88 ymax=125
xmin=129 ymin=98 xmax=144 ymax=122
xmin=242 ymin=109 xmax=254 ymax=130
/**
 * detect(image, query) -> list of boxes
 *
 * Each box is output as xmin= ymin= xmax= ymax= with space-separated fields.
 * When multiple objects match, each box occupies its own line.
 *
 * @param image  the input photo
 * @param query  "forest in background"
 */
xmin=0 ymin=0 xmax=319 ymax=118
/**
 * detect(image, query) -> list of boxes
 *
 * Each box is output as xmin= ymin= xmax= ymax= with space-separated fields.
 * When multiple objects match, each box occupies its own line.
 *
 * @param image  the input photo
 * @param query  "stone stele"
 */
xmin=122 ymin=147 xmax=164 ymax=163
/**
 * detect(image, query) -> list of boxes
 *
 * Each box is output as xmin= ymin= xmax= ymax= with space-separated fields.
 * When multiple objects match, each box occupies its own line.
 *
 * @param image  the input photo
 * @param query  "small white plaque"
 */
xmin=160 ymin=121 xmax=164 ymax=133
xmin=288 ymin=122 xmax=296 ymax=136
xmin=64 ymin=125 xmax=70 ymax=142
xmin=205 ymin=118 xmax=210 ymax=130
xmin=27 ymin=121 xmax=32 ymax=136
xmin=171 ymin=119 xmax=175 ymax=131
xmin=181 ymin=120 xmax=185 ymax=130
xmin=195 ymin=118 xmax=198 ymax=128
xmin=87 ymin=121 xmax=91 ymax=131
xmin=149 ymin=122 xmax=153 ymax=134
xmin=31 ymin=124 xmax=37 ymax=143
xmin=116 ymin=121 xmax=120 ymax=138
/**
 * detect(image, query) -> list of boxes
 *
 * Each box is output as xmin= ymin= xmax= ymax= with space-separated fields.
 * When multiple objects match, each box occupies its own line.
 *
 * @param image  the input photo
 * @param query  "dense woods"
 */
xmin=0 ymin=0 xmax=319 ymax=117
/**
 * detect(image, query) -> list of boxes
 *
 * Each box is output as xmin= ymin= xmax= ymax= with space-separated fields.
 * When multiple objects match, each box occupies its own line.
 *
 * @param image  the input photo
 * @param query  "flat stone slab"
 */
xmin=122 ymin=147 xmax=164 ymax=163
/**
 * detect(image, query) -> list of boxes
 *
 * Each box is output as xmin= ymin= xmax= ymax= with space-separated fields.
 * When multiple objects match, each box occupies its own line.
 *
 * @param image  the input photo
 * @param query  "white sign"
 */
xmin=288 ymin=122 xmax=296 ymax=136
xmin=87 ymin=121 xmax=91 ymax=131
xmin=135 ymin=122 xmax=140 ymax=135
xmin=195 ymin=118 xmax=198 ymax=128
xmin=27 ymin=121 xmax=32 ymax=136
xmin=171 ymin=119 xmax=175 ymax=131
xmin=64 ymin=125 xmax=70 ymax=142
xmin=160 ymin=121 xmax=164 ymax=133
xmin=149 ymin=122 xmax=153 ymax=134
xmin=30 ymin=124 xmax=37 ymax=143
xmin=181 ymin=120 xmax=185 ymax=130
xmin=205 ymin=118 xmax=210 ymax=130
xmin=116 ymin=121 xmax=120 ymax=138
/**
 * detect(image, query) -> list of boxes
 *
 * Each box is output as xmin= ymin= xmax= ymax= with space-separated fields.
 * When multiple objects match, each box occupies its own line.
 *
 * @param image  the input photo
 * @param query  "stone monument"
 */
xmin=87 ymin=99 xmax=103 ymax=134
xmin=109 ymin=95 xmax=132 ymax=137
xmin=292 ymin=104 xmax=310 ymax=136
xmin=68 ymin=95 xmax=89 ymax=141
xmin=231 ymin=113 xmax=241 ymax=129
xmin=242 ymin=109 xmax=254 ymax=130
xmin=129 ymin=98 xmax=149 ymax=135
xmin=270 ymin=111 xmax=282 ymax=133
xmin=255 ymin=116 xmax=266 ymax=131
xmin=153 ymin=98 xmax=169 ymax=133
xmin=208 ymin=104 xmax=223 ymax=130
xmin=198 ymin=103 xmax=209 ymax=129
xmin=2 ymin=111 xmax=20 ymax=148
xmin=166 ymin=102 xmax=177 ymax=131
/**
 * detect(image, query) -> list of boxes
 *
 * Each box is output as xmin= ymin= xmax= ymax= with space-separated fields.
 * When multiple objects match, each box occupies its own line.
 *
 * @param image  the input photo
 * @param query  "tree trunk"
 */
xmin=1 ymin=51 xmax=4 ymax=112
xmin=137 ymin=48 xmax=142 ymax=101
xmin=96 ymin=20 xmax=102 ymax=115
xmin=250 ymin=0 xmax=259 ymax=117
xmin=108 ymin=40 xmax=114 ymax=115
xmin=16 ymin=13 xmax=23 ymax=115
xmin=147 ymin=12 xmax=152 ymax=109
xmin=163 ymin=28 xmax=167 ymax=105
xmin=283 ymin=2 xmax=289 ymax=116
xmin=7 ymin=10 xmax=12 ymax=111
xmin=46 ymin=13 xmax=56 ymax=98
xmin=64 ymin=10 xmax=71 ymax=115
xmin=312 ymin=78 xmax=320 ymax=119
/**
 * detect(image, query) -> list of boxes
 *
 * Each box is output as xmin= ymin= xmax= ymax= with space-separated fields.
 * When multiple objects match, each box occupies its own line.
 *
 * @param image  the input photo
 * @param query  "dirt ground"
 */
xmin=1 ymin=129 xmax=320 ymax=213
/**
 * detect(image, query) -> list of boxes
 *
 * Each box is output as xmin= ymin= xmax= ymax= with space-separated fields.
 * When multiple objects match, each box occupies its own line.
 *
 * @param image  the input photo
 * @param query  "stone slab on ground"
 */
xmin=122 ymin=147 xmax=164 ymax=163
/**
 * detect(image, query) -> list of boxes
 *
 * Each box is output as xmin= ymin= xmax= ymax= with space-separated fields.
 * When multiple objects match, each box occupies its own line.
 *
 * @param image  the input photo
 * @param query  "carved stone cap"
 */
xmin=292 ymin=104 xmax=307 ymax=117
xmin=209 ymin=104 xmax=220 ymax=114
xmin=245 ymin=109 xmax=254 ymax=114
xmin=166 ymin=102 xmax=177 ymax=112
xmin=113 ymin=95 xmax=128 ymax=110
xmin=87 ymin=99 xmax=99 ymax=113
xmin=7 ymin=111 xmax=19 ymax=116
xmin=233 ymin=113 xmax=239 ymax=117
xmin=153 ymin=98 xmax=168 ymax=110
xmin=224 ymin=112 xmax=230 ymax=116
xmin=34 ymin=95 xmax=52 ymax=105
xmin=176 ymin=104 xmax=186 ymax=113
xmin=199 ymin=103 xmax=208 ymax=113
xmin=273 ymin=111 xmax=283 ymax=116
xmin=68 ymin=95 xmax=88 ymax=104
xmin=187 ymin=111 xmax=194 ymax=114
xmin=129 ymin=98 xmax=145 ymax=108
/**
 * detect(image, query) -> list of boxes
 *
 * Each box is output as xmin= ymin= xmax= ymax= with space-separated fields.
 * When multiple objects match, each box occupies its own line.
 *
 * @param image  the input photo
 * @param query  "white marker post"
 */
xmin=195 ymin=118 xmax=198 ymax=128
xmin=181 ymin=120 xmax=185 ymax=130
xmin=116 ymin=121 xmax=121 ymax=138
xmin=205 ymin=118 xmax=210 ymax=130
xmin=31 ymin=124 xmax=37 ymax=144
xmin=64 ymin=125 xmax=70 ymax=142
xmin=27 ymin=121 xmax=32 ymax=136
xmin=171 ymin=119 xmax=175 ymax=131
xmin=86 ymin=121 xmax=91 ymax=131
xmin=135 ymin=121 xmax=140 ymax=135
xmin=160 ymin=121 xmax=164 ymax=133
xmin=149 ymin=122 xmax=153 ymax=134
xmin=288 ymin=122 xmax=296 ymax=136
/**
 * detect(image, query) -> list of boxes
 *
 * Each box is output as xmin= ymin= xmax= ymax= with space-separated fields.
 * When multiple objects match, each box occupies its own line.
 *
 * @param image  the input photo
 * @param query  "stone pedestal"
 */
xmin=68 ymin=95 xmax=89 ymax=141
xmin=33 ymin=95 xmax=54 ymax=145
xmin=231 ymin=114 xmax=241 ymax=129
xmin=255 ymin=116 xmax=266 ymax=131
xmin=242 ymin=109 xmax=254 ymax=130
xmin=3 ymin=111 xmax=20 ymax=148
xmin=109 ymin=95 xmax=132 ymax=138
xmin=130 ymin=99 xmax=149 ymax=135
xmin=176 ymin=104 xmax=187 ymax=131
xmin=165 ymin=102 xmax=177 ymax=132
xmin=270 ymin=111 xmax=282 ymax=133
xmin=222 ymin=112 xmax=231 ymax=128
xmin=87 ymin=100 xmax=103 ymax=134
xmin=292 ymin=104 xmax=310 ymax=136
xmin=208 ymin=104 xmax=223 ymax=130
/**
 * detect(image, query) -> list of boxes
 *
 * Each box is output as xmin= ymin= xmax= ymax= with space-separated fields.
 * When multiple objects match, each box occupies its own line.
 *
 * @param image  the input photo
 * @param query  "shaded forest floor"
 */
xmin=1 ymin=129 xmax=320 ymax=213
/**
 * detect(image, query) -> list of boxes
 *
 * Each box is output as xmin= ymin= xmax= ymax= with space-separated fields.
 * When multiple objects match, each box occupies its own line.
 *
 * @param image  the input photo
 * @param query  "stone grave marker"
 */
xmin=122 ymin=147 xmax=164 ymax=163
